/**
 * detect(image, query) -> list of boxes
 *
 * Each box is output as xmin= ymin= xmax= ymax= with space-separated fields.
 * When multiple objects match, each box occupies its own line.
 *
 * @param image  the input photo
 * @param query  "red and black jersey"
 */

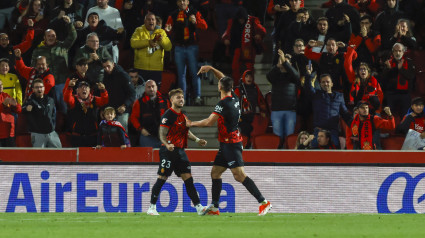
xmin=160 ymin=108 xmax=189 ymax=148
xmin=213 ymin=93 xmax=243 ymax=143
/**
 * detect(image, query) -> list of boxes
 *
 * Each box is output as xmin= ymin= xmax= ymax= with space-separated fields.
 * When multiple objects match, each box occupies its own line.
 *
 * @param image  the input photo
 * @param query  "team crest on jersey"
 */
xmin=162 ymin=118 xmax=168 ymax=124
xmin=215 ymin=105 xmax=223 ymax=113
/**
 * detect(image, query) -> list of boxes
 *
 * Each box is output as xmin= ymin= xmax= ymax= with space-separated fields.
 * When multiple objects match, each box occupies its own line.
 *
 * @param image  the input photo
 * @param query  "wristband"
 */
xmin=195 ymin=138 xmax=200 ymax=143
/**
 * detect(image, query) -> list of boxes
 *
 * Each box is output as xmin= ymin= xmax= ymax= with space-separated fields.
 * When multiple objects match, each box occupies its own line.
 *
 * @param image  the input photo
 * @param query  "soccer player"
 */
xmin=186 ymin=66 xmax=272 ymax=216
xmin=147 ymin=88 xmax=208 ymax=215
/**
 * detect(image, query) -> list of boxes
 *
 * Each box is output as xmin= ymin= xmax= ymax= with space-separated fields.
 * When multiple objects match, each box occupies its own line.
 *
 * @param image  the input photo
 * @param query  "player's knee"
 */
xmin=158 ymin=175 xmax=168 ymax=180
xmin=233 ymin=173 xmax=246 ymax=183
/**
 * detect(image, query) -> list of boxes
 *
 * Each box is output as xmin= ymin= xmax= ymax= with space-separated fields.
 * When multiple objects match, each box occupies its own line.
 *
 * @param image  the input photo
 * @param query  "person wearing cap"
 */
xmin=397 ymin=97 xmax=425 ymax=137
xmin=347 ymin=100 xmax=395 ymax=150
xmin=63 ymin=57 xmax=91 ymax=95
xmin=63 ymin=79 xmax=109 ymax=147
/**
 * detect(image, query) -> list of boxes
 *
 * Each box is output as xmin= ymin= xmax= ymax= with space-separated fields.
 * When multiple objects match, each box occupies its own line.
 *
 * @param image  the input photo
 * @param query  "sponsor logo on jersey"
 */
xmin=162 ymin=118 xmax=168 ymax=124
xmin=228 ymin=161 xmax=235 ymax=166
xmin=215 ymin=105 xmax=223 ymax=113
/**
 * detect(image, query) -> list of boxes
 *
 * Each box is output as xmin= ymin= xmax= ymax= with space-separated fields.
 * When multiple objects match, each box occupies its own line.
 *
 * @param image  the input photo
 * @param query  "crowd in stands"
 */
xmin=0 ymin=0 xmax=424 ymax=150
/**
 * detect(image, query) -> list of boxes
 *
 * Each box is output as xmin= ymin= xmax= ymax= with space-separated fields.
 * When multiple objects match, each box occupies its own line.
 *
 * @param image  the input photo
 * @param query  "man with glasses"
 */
xmin=22 ymin=79 xmax=62 ymax=148
xmin=0 ymin=19 xmax=34 ymax=73
xmin=74 ymin=32 xmax=112 ymax=83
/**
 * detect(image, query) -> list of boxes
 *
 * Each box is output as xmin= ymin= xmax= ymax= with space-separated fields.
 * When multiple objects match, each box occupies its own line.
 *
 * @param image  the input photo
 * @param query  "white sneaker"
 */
xmin=195 ymin=204 xmax=206 ymax=215
xmin=147 ymin=204 xmax=159 ymax=215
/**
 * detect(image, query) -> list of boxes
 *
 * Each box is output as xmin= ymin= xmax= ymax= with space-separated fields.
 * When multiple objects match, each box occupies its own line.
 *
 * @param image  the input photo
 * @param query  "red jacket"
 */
xmin=0 ymin=92 xmax=22 ymax=138
xmin=15 ymin=58 xmax=55 ymax=101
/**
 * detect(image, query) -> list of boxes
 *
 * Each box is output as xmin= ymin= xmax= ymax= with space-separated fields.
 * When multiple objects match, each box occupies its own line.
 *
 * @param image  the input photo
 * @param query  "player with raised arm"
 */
xmin=147 ymin=88 xmax=207 ymax=215
xmin=186 ymin=66 xmax=272 ymax=216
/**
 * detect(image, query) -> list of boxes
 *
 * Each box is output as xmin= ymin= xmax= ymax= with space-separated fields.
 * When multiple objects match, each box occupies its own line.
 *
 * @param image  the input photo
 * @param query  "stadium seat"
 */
xmin=59 ymin=133 xmax=72 ymax=148
xmin=252 ymin=133 xmax=280 ymax=149
xmin=251 ymin=114 xmax=269 ymax=137
xmin=16 ymin=134 xmax=32 ymax=147
xmin=16 ymin=114 xmax=28 ymax=135
xmin=160 ymin=70 xmax=176 ymax=97
xmin=285 ymin=133 xmax=299 ymax=149
xmin=381 ymin=135 xmax=405 ymax=150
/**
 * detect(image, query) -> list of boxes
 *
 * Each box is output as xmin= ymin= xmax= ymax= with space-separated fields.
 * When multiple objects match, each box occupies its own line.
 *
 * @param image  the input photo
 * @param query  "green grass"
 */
xmin=1 ymin=213 xmax=425 ymax=238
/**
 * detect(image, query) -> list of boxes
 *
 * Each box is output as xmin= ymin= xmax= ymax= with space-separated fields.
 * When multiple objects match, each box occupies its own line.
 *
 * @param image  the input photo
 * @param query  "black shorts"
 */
xmin=157 ymin=146 xmax=191 ymax=177
xmin=214 ymin=142 xmax=244 ymax=169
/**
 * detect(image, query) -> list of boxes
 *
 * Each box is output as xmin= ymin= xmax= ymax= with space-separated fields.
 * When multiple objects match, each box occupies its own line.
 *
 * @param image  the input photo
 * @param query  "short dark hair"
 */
xmin=219 ymin=76 xmax=233 ymax=92
xmin=88 ymin=12 xmax=99 ymax=19
xmin=360 ymin=15 xmax=373 ymax=23
xmin=75 ymin=57 xmax=89 ymax=66
xmin=128 ymin=68 xmax=138 ymax=74
xmin=318 ymin=129 xmax=331 ymax=139
xmin=169 ymin=88 xmax=184 ymax=98
xmin=317 ymin=17 xmax=328 ymax=23
xmin=32 ymin=79 xmax=44 ymax=88
xmin=101 ymin=58 xmax=114 ymax=64
xmin=319 ymin=74 xmax=332 ymax=83
xmin=297 ymin=8 xmax=308 ymax=14
xmin=0 ymin=58 xmax=9 ymax=64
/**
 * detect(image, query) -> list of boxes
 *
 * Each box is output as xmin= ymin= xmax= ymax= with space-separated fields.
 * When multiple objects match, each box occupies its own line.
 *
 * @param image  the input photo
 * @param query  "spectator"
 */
xmin=348 ymin=0 xmax=381 ymax=17
xmin=266 ymin=49 xmax=300 ymax=148
xmin=381 ymin=43 xmax=415 ymax=116
xmin=120 ymin=0 xmax=144 ymax=49
xmin=397 ymin=97 xmax=425 ymax=136
xmin=84 ymin=0 xmax=124 ymax=63
xmin=290 ymin=39 xmax=309 ymax=77
xmin=14 ymin=0 xmax=49 ymax=45
xmin=308 ymin=17 xmax=351 ymax=54
xmin=96 ymin=106 xmax=130 ymax=148
xmin=295 ymin=131 xmax=313 ymax=149
xmin=0 ymin=80 xmax=22 ymax=147
xmin=0 ymin=0 xmax=15 ymax=30
xmin=325 ymin=0 xmax=360 ymax=36
xmin=299 ymin=129 xmax=337 ymax=149
xmin=285 ymin=8 xmax=316 ymax=54
xmin=84 ymin=0 xmax=124 ymax=30
xmin=305 ymin=38 xmax=352 ymax=95
xmin=76 ymin=12 xmax=123 ymax=48
xmin=374 ymin=0 xmax=405 ymax=50
xmin=348 ymin=15 xmax=381 ymax=68
xmin=64 ymin=80 xmax=108 ymax=147
xmin=131 ymin=12 xmax=172 ymax=86
xmin=347 ymin=101 xmax=395 ymax=150
xmin=165 ymin=0 xmax=208 ymax=106
xmin=234 ymin=70 xmax=268 ymax=148
xmin=304 ymin=68 xmax=352 ymax=148
xmin=49 ymin=0 xmax=84 ymax=41
xmin=388 ymin=19 xmax=417 ymax=51
xmin=243 ymin=0 xmax=268 ymax=25
xmin=128 ymin=69 xmax=145 ymax=100
xmin=74 ymin=32 xmax=112 ymax=84
xmin=222 ymin=7 xmax=266 ymax=85
xmin=101 ymin=58 xmax=136 ymax=132
xmin=63 ymin=58 xmax=92 ymax=94
xmin=0 ymin=58 xmax=22 ymax=105
xmin=130 ymin=80 xmax=169 ymax=147
xmin=215 ymin=0 xmax=241 ymax=36
xmin=0 ymin=19 xmax=34 ymax=73
xmin=345 ymin=46 xmax=383 ymax=112
xmin=274 ymin=0 xmax=301 ymax=62
xmin=31 ymin=16 xmax=77 ymax=112
xmin=22 ymin=78 xmax=61 ymax=148
xmin=15 ymin=49 xmax=55 ymax=102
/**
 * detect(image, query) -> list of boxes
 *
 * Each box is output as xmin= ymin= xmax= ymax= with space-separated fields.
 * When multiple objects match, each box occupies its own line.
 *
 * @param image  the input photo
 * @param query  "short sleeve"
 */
xmin=213 ymin=100 xmax=225 ymax=116
xmin=160 ymin=109 xmax=176 ymax=128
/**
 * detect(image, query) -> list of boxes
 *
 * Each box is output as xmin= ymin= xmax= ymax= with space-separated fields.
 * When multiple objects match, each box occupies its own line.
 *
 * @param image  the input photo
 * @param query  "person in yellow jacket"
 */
xmin=0 ymin=58 xmax=22 ymax=105
xmin=131 ymin=12 xmax=172 ymax=86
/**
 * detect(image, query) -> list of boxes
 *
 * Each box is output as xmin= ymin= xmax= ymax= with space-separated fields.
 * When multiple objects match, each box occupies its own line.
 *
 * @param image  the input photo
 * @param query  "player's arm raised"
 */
xmin=187 ymin=113 xmax=219 ymax=127
xmin=198 ymin=65 xmax=225 ymax=80
xmin=159 ymin=126 xmax=174 ymax=151
xmin=188 ymin=130 xmax=207 ymax=146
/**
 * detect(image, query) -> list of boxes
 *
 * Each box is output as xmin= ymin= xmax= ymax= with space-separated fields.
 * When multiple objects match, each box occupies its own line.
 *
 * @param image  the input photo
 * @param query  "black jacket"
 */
xmin=373 ymin=0 xmax=406 ymax=50
xmin=76 ymin=20 xmax=122 ymax=48
xmin=266 ymin=63 xmax=300 ymax=111
xmin=23 ymin=95 xmax=56 ymax=134
xmin=325 ymin=1 xmax=360 ymax=35
xmin=103 ymin=64 xmax=136 ymax=112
